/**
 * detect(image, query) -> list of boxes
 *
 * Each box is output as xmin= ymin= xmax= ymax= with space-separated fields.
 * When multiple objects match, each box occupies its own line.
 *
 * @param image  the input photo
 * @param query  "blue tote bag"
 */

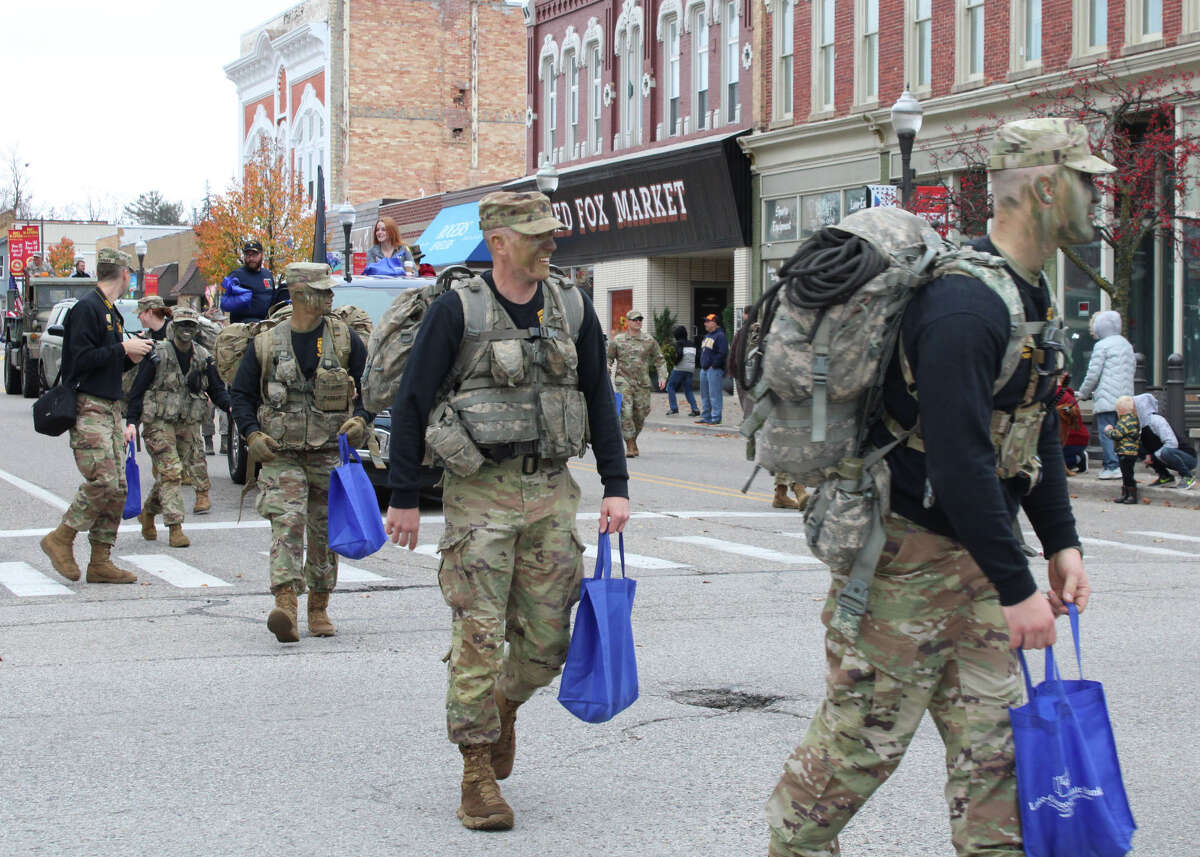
xmin=122 ymin=441 xmax=141 ymax=520
xmin=219 ymin=276 xmax=251 ymax=313
xmin=558 ymin=530 xmax=638 ymax=723
xmin=1009 ymin=604 xmax=1135 ymax=857
xmin=327 ymin=434 xmax=387 ymax=560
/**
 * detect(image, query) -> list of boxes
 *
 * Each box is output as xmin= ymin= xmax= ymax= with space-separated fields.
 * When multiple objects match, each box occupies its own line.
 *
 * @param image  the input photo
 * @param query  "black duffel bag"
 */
xmin=33 ymin=369 xmax=78 ymax=437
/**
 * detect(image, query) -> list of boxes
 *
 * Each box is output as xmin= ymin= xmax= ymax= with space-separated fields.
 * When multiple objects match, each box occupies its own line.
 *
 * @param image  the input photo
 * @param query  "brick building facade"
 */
xmin=744 ymin=0 xmax=1200 ymax=385
xmin=224 ymin=0 xmax=527 ymax=239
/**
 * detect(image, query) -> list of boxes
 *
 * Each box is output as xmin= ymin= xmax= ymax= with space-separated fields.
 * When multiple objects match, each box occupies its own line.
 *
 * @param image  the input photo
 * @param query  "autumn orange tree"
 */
xmin=194 ymin=140 xmax=315 ymax=289
xmin=47 ymin=237 xmax=76 ymax=276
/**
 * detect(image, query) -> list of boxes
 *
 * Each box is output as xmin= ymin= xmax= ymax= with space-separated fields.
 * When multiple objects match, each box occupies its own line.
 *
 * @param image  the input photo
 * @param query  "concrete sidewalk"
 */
xmin=638 ymin=391 xmax=1200 ymax=509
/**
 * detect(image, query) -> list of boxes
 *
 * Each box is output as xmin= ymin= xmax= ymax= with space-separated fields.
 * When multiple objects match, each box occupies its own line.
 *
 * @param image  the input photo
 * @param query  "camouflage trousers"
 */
xmin=62 ymin=394 xmax=127 ymax=545
xmin=616 ymin=381 xmax=652 ymax=440
xmin=255 ymin=448 xmax=340 ymax=594
xmin=437 ymin=456 xmax=584 ymax=745
xmin=142 ymin=419 xmax=206 ymax=525
xmin=766 ymin=515 xmax=1023 ymax=857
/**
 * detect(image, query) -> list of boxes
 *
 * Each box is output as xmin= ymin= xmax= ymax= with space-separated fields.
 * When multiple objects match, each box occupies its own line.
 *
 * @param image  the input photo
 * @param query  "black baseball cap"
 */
xmin=243 ymin=240 xmax=264 ymax=254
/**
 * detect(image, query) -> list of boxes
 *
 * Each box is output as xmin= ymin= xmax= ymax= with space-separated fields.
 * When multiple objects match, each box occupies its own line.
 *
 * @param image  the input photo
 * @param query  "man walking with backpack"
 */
xmin=384 ymin=191 xmax=629 ymax=832
xmin=765 ymin=119 xmax=1096 ymax=857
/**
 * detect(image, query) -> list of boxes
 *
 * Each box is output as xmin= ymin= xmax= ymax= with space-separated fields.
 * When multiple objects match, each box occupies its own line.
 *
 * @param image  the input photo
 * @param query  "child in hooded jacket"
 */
xmin=1135 ymin=392 xmax=1197 ymax=489
xmin=1104 ymin=395 xmax=1140 ymax=503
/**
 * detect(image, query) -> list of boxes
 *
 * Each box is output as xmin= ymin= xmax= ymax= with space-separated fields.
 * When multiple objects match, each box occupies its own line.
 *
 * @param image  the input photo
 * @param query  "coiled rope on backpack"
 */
xmin=737 ymin=227 xmax=888 ymax=392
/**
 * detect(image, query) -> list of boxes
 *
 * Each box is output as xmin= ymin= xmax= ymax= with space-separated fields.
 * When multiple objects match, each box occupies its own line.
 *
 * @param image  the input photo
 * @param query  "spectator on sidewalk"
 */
xmin=696 ymin=313 xmax=727 ymax=425
xmin=71 ymin=260 xmax=90 ymax=278
xmin=1054 ymin=373 xmax=1090 ymax=474
xmin=664 ymin=325 xmax=699 ymax=416
xmin=1104 ymin=395 xmax=1140 ymax=504
xmin=1077 ymin=310 xmax=1134 ymax=480
xmin=1135 ymin=392 xmax=1197 ymax=489
xmin=366 ymin=217 xmax=413 ymax=269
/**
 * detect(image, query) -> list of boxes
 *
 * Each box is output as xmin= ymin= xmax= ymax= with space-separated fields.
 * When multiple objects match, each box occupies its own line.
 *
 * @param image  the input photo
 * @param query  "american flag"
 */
xmin=6 ymin=291 xmax=21 ymax=318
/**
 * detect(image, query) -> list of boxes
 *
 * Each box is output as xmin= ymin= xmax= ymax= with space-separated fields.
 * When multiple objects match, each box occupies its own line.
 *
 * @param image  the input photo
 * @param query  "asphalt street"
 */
xmin=0 ymin=391 xmax=1196 ymax=857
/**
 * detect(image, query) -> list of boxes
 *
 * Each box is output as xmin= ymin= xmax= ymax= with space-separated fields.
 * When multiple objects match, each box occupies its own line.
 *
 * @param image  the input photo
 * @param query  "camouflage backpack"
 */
xmin=738 ymin=207 xmax=1064 ymax=638
xmin=213 ymin=302 xmax=369 ymax=387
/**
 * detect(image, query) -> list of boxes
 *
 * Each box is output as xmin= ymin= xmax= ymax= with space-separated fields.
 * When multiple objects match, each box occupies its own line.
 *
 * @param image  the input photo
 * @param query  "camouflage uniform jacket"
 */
xmin=142 ymin=341 xmax=211 ymax=424
xmin=607 ymin=331 xmax=667 ymax=389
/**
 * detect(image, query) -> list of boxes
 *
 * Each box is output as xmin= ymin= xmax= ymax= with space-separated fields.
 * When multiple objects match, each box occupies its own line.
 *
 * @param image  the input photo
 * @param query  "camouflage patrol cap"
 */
xmin=97 ymin=247 xmax=135 ymax=269
xmin=626 ymin=310 xmax=644 ymax=321
xmin=478 ymin=191 xmax=565 ymax=235
xmin=136 ymin=295 xmax=166 ymax=312
xmin=283 ymin=261 xmax=336 ymax=291
xmin=170 ymin=306 xmax=201 ymax=326
xmin=989 ymin=118 xmax=1115 ymax=174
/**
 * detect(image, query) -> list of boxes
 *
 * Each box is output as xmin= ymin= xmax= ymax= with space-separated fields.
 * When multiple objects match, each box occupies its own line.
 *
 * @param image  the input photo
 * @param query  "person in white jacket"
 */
xmin=1077 ymin=310 xmax=1135 ymax=479
xmin=1134 ymin=392 xmax=1197 ymax=489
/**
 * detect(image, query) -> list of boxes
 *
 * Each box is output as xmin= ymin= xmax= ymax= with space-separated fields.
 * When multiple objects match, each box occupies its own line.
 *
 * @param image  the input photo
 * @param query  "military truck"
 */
xmin=4 ymin=275 xmax=97 ymax=397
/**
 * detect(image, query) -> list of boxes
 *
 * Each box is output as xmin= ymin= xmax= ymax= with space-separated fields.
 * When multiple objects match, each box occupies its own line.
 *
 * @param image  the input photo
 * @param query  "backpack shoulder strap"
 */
xmin=547 ymin=273 xmax=585 ymax=341
xmin=324 ymin=315 xmax=352 ymax=368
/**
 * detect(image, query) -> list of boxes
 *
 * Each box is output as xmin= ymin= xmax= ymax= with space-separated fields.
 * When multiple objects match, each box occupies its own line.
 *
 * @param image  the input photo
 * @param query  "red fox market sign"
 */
xmin=551 ymin=180 xmax=691 ymax=236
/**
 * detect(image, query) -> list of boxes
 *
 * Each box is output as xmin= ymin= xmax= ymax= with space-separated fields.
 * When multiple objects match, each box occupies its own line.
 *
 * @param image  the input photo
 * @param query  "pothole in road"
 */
xmin=670 ymin=688 xmax=784 ymax=712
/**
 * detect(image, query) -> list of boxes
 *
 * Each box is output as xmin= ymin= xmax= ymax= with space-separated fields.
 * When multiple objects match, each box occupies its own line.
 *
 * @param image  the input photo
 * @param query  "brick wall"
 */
xmin=345 ymin=0 xmax=526 ymax=203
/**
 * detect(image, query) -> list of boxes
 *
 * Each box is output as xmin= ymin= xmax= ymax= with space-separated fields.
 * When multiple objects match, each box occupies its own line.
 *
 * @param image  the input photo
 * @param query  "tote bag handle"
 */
xmin=338 ymin=433 xmax=362 ymax=467
xmin=1018 ymin=603 xmax=1084 ymax=701
xmin=592 ymin=530 xmax=626 ymax=580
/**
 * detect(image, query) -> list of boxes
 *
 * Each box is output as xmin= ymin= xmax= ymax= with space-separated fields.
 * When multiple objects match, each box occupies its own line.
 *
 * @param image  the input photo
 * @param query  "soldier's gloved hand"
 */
xmin=338 ymin=416 xmax=368 ymax=448
xmin=247 ymin=431 xmax=280 ymax=464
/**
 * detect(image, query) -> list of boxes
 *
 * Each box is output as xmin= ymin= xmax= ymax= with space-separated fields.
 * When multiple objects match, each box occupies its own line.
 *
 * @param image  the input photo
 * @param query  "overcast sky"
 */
xmin=1 ymin=0 xmax=293 ymax=223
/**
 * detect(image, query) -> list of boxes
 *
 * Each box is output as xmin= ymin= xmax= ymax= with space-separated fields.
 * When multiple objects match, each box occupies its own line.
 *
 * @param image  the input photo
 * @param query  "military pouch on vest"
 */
xmin=489 ymin=339 xmax=527 ymax=386
xmin=804 ymin=458 xmax=892 ymax=571
xmin=536 ymin=388 xmax=588 ymax=460
xmin=264 ymin=380 xmax=288 ymax=409
xmin=425 ymin=405 xmax=485 ymax=477
xmin=993 ymin=404 xmax=1044 ymax=484
xmin=313 ymin=365 xmax=353 ymax=411
xmin=540 ymin=334 xmax=578 ymax=377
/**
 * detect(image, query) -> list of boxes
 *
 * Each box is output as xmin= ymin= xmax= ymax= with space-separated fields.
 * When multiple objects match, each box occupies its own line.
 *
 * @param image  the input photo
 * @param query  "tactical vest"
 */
xmin=142 ymin=341 xmax=211 ymax=425
xmin=255 ymin=317 xmax=355 ymax=451
xmin=443 ymin=275 xmax=588 ymax=462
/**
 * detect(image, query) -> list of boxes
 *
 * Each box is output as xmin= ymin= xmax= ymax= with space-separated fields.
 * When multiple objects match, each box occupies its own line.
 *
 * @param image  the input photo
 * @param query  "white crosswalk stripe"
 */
xmin=120 ymin=555 xmax=232 ymax=588
xmin=1080 ymin=537 xmax=1199 ymax=558
xmin=1127 ymin=530 xmax=1200 ymax=544
xmin=661 ymin=536 xmax=822 ymax=565
xmin=0 ymin=562 xmax=73 ymax=597
xmin=256 ymin=551 xmax=390 ymax=585
xmin=583 ymin=544 xmax=688 ymax=569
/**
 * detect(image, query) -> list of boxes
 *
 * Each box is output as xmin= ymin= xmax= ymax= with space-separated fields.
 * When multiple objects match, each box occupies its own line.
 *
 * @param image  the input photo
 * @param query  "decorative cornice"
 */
xmin=224 ymin=22 xmax=328 ymax=91
xmin=582 ymin=16 xmax=604 ymax=54
xmin=614 ymin=0 xmax=644 ymax=55
xmin=539 ymin=34 xmax=560 ymax=78
xmin=657 ymin=0 xmax=683 ymax=41
xmin=560 ymin=25 xmax=581 ymax=67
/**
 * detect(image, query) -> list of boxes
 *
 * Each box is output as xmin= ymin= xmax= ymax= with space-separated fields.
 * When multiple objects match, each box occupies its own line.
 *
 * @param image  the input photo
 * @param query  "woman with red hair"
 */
xmin=366 ymin=216 xmax=413 ymax=270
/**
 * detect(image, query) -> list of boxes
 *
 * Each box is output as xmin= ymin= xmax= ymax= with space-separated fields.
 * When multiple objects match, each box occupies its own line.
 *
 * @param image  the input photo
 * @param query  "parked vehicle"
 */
xmin=38 ymin=297 xmax=143 ymax=388
xmin=4 ymin=276 xmax=96 ymax=397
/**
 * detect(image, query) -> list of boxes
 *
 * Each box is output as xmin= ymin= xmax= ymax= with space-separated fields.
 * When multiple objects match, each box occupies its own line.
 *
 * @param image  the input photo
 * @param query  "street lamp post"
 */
xmin=890 ymin=88 xmax=924 ymax=209
xmin=535 ymin=163 xmax=560 ymax=198
xmin=135 ymin=239 xmax=148 ymax=298
xmin=337 ymin=202 xmax=356 ymax=283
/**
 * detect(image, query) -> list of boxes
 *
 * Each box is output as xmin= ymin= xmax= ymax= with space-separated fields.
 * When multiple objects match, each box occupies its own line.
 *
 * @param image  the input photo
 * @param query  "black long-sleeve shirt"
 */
xmin=60 ymin=287 xmax=134 ymax=399
xmin=124 ymin=343 xmax=231 ymax=425
xmin=229 ymin=320 xmax=369 ymax=438
xmin=867 ymin=236 xmax=1079 ymax=606
xmin=389 ymin=273 xmax=628 ymax=508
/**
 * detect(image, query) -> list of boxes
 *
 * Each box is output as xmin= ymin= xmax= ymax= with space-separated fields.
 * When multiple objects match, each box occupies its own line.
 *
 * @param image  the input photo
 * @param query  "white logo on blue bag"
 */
xmin=1028 ymin=770 xmax=1104 ymax=818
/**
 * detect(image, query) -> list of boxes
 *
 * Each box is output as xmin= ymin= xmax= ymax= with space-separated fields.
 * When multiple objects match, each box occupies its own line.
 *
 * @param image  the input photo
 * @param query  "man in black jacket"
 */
xmin=40 ymin=248 xmax=154 ymax=584
xmin=766 ymin=119 xmax=1099 ymax=857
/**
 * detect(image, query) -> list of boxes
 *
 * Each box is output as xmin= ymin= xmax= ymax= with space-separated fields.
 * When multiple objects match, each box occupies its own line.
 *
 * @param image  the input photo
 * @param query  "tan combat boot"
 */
xmin=625 ymin=438 xmax=638 ymax=458
xmin=85 ymin=542 xmax=138 ymax=584
xmin=631 ymin=438 xmax=640 ymax=457
xmin=794 ymin=486 xmax=809 ymax=511
xmin=267 ymin=588 xmax=300 ymax=643
xmin=168 ymin=524 xmax=190 ymax=548
xmin=139 ymin=509 xmax=157 ymax=541
xmin=307 ymin=591 xmax=336 ymax=637
xmin=192 ymin=491 xmax=211 ymax=514
xmin=40 ymin=523 xmax=80 ymax=581
xmin=491 ymin=689 xmax=521 ymax=780
xmin=457 ymin=744 xmax=514 ymax=830
xmin=772 ymin=484 xmax=800 ymax=509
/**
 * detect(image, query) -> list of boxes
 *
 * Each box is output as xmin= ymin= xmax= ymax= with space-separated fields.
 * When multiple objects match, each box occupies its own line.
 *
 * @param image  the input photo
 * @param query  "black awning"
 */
xmin=512 ymin=133 xmax=751 ymax=267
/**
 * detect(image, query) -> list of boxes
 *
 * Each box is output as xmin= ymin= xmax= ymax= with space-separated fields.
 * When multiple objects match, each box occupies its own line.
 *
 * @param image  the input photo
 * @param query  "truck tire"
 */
xmin=4 ymin=345 xmax=20 ymax=395
xmin=21 ymin=348 xmax=40 ymax=398
xmin=228 ymin=422 xmax=248 ymax=485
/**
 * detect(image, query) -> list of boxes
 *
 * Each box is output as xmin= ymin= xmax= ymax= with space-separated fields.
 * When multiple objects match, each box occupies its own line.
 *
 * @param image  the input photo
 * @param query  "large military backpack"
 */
xmin=213 ymin=303 xmax=369 ymax=387
xmin=738 ymin=206 xmax=1062 ymax=638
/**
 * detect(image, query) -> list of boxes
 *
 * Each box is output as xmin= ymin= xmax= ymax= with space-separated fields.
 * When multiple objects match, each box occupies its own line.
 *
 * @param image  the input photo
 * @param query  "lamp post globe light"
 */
xmin=135 ymin=239 xmax=148 ymax=298
xmin=535 ymin=162 xmax=559 ymax=197
xmin=337 ymin=201 xmax=356 ymax=282
xmin=890 ymin=88 xmax=924 ymax=208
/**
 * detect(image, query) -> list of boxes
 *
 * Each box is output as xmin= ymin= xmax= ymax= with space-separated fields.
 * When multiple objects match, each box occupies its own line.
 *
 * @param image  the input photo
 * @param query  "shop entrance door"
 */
xmin=692 ymin=284 xmax=729 ymax=339
xmin=609 ymin=288 xmax=632 ymax=336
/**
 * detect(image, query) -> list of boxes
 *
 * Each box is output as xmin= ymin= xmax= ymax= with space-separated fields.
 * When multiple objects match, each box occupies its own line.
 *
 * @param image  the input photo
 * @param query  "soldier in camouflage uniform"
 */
xmin=125 ymin=307 xmax=230 ymax=548
xmin=40 ymin=248 xmax=155 ymax=584
xmin=385 ymin=191 xmax=630 ymax=832
xmin=230 ymin=262 xmax=371 ymax=643
xmin=607 ymin=309 xmax=667 ymax=458
xmin=766 ymin=119 xmax=1100 ymax=856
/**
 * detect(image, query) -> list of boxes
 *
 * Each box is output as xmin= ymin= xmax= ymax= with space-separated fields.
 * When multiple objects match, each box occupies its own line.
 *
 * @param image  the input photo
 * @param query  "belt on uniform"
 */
xmin=478 ymin=440 xmax=539 ymax=463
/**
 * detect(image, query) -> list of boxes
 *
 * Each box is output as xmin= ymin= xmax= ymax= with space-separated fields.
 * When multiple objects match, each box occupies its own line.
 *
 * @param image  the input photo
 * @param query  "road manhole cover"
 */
xmin=670 ymin=688 xmax=783 ymax=712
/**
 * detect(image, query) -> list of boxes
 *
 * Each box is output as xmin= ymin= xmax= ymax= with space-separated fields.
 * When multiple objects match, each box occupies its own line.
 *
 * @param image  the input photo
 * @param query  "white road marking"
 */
xmin=0 ymin=562 xmax=74 ymax=597
xmin=0 ymin=467 xmax=71 ymax=511
xmin=661 ymin=536 xmax=822 ymax=565
xmin=583 ymin=544 xmax=688 ymax=569
xmin=119 ymin=555 xmax=232 ymax=588
xmin=1128 ymin=530 xmax=1200 ymax=544
xmin=256 ymin=551 xmax=389 ymax=584
xmin=1080 ymin=537 xmax=1199 ymax=558
xmin=412 ymin=544 xmax=439 ymax=558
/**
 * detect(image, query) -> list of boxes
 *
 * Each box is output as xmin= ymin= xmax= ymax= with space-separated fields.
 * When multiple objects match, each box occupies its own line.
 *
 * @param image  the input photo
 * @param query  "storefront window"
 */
xmin=765 ymin=197 xmax=799 ymax=242
xmin=1063 ymin=242 xmax=1102 ymax=375
xmin=1184 ymin=224 xmax=1200 ymax=384
xmin=845 ymin=186 xmax=870 ymax=216
xmin=801 ymin=191 xmax=841 ymax=238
